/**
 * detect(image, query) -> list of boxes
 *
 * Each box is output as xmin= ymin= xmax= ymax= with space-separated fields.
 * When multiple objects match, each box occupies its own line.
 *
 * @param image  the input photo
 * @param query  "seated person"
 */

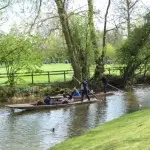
xmin=61 ymin=94 xmax=69 ymax=104
xmin=44 ymin=96 xmax=51 ymax=105
xmin=33 ymin=95 xmax=52 ymax=106
xmin=68 ymin=87 xmax=81 ymax=100
xmin=35 ymin=100 xmax=44 ymax=105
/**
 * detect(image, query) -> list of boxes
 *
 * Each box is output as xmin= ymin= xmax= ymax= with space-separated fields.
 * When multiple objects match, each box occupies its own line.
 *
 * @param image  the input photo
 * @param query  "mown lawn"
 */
xmin=0 ymin=64 xmax=72 ymax=84
xmin=0 ymin=64 xmax=124 ymax=84
xmin=50 ymin=109 xmax=150 ymax=150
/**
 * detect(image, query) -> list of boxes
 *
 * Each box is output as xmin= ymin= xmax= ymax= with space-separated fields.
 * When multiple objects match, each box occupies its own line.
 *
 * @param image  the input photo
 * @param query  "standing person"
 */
xmin=101 ymin=76 xmax=108 ymax=93
xmin=80 ymin=78 xmax=90 ymax=101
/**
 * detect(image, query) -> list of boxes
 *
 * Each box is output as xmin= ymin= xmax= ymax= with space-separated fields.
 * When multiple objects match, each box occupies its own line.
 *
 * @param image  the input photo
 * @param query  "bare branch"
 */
xmin=103 ymin=0 xmax=111 ymax=48
xmin=37 ymin=15 xmax=59 ymax=24
xmin=0 ymin=0 xmax=10 ymax=11
xmin=129 ymin=0 xmax=139 ymax=10
xmin=29 ymin=0 xmax=42 ymax=32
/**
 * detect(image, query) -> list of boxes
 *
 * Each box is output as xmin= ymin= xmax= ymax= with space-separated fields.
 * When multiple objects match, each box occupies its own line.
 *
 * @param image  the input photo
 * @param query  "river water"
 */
xmin=0 ymin=86 xmax=150 ymax=150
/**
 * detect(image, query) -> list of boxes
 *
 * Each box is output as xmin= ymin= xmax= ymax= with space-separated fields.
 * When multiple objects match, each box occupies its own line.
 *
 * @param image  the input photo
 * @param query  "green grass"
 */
xmin=0 ymin=64 xmax=72 ymax=73
xmin=0 ymin=64 xmax=125 ymax=84
xmin=0 ymin=64 xmax=73 ymax=84
xmin=50 ymin=109 xmax=150 ymax=150
xmin=39 ymin=64 xmax=72 ymax=71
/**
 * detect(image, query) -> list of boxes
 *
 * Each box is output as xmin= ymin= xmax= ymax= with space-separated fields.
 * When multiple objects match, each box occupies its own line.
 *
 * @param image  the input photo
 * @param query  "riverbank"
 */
xmin=50 ymin=108 xmax=150 ymax=150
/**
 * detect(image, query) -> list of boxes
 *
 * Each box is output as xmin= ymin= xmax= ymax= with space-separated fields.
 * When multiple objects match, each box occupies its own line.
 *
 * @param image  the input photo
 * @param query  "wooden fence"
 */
xmin=0 ymin=67 xmax=126 ymax=84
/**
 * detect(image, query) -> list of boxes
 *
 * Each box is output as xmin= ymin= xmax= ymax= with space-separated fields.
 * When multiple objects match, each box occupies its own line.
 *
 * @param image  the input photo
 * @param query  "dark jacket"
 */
xmin=101 ymin=77 xmax=108 ymax=85
xmin=44 ymin=96 xmax=51 ymax=105
xmin=81 ymin=80 xmax=89 ymax=92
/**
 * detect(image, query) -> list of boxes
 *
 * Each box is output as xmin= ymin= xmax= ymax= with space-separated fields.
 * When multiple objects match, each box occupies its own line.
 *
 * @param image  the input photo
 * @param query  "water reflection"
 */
xmin=0 ymin=87 xmax=149 ymax=150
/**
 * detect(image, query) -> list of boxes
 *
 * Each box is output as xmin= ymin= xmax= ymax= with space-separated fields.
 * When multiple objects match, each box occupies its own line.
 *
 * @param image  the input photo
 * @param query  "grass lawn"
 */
xmin=50 ymin=109 xmax=150 ymax=150
xmin=0 ymin=64 xmax=124 ymax=84
xmin=0 ymin=64 xmax=73 ymax=84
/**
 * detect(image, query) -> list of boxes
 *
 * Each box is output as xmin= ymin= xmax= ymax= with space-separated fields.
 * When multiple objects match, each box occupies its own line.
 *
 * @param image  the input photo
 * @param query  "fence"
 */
xmin=0 ymin=67 xmax=125 ymax=84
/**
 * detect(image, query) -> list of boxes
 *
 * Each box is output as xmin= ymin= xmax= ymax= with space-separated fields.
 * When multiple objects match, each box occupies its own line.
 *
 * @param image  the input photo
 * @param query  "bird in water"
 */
xmin=52 ymin=128 xmax=55 ymax=132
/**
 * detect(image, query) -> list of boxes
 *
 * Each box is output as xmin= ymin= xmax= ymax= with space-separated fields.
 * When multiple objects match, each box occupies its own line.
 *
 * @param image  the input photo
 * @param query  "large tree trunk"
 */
xmin=87 ymin=0 xmax=111 ymax=82
xmin=55 ymin=0 xmax=90 ymax=82
xmin=87 ymin=0 xmax=104 ymax=81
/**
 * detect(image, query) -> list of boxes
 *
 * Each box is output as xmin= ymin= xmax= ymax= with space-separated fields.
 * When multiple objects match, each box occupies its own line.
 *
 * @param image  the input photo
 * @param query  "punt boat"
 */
xmin=6 ymin=92 xmax=114 ymax=111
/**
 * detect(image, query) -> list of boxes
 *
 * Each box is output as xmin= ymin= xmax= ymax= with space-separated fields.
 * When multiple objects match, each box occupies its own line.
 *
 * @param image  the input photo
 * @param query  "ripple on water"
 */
xmin=0 ymin=87 xmax=149 ymax=150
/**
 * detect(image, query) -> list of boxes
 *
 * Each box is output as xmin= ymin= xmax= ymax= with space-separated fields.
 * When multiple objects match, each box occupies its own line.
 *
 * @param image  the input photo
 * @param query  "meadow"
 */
xmin=0 ymin=63 xmax=124 ymax=85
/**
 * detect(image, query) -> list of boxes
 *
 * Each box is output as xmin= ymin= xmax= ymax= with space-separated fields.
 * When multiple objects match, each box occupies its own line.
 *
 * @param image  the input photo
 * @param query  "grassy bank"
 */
xmin=50 ymin=109 xmax=150 ymax=150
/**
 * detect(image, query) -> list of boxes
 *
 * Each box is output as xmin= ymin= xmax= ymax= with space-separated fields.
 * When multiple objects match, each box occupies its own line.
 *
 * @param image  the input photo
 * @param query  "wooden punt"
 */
xmin=5 ymin=92 xmax=114 ymax=111
xmin=72 ymin=92 xmax=114 ymax=100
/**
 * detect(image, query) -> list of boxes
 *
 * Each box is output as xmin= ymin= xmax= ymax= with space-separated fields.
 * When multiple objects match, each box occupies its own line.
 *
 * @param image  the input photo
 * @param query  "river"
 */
xmin=0 ymin=86 xmax=150 ymax=150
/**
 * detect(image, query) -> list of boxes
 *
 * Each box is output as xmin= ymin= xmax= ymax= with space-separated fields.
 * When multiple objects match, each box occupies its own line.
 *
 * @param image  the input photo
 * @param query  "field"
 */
xmin=0 ymin=64 xmax=124 ymax=84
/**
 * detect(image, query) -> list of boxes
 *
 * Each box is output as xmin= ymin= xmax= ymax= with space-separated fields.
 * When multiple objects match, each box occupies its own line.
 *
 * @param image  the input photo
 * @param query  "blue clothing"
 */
xmin=81 ymin=80 xmax=90 ymax=101
xmin=44 ymin=96 xmax=51 ymax=105
xmin=82 ymin=80 xmax=89 ymax=92
xmin=72 ymin=89 xmax=81 ymax=96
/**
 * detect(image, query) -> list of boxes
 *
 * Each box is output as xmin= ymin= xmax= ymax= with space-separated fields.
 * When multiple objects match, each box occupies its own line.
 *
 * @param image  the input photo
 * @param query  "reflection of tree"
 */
xmin=95 ymin=97 xmax=108 ymax=125
xmin=68 ymin=99 xmax=108 ymax=138
xmin=125 ymin=91 xmax=139 ymax=112
xmin=3 ymin=111 xmax=52 ymax=150
xmin=87 ymin=97 xmax=107 ymax=128
xmin=67 ymin=104 xmax=90 ymax=137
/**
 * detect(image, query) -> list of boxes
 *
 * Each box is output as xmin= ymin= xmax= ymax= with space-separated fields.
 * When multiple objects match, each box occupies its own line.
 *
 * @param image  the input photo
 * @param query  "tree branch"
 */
xmin=29 ymin=0 xmax=42 ymax=32
xmin=129 ymin=0 xmax=139 ymax=10
xmin=0 ymin=0 xmax=10 ymax=11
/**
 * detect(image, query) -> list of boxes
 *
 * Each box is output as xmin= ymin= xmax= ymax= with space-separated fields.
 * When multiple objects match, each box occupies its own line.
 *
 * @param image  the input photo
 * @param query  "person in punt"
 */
xmin=44 ymin=95 xmax=51 ymax=105
xmin=61 ymin=94 xmax=69 ymax=104
xmin=80 ymin=78 xmax=90 ymax=102
xmin=35 ymin=95 xmax=52 ymax=105
xmin=101 ymin=76 xmax=108 ymax=93
xmin=68 ymin=87 xmax=81 ymax=100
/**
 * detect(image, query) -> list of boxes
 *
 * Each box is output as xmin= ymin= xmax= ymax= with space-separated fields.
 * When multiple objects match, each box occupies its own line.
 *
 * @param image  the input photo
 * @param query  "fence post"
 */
xmin=64 ymin=71 xmax=66 ymax=82
xmin=48 ymin=72 xmax=50 ymax=83
xmin=31 ymin=72 xmax=34 ymax=84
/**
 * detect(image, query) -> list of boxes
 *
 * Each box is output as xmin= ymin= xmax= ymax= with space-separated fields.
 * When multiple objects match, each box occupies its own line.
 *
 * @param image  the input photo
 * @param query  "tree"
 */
xmin=87 ymin=0 xmax=111 ymax=86
xmin=54 ymin=0 xmax=92 ymax=82
xmin=87 ymin=0 xmax=104 ymax=81
xmin=40 ymin=34 xmax=67 ymax=63
xmin=117 ymin=22 xmax=150 ymax=86
xmin=113 ymin=0 xmax=140 ymax=37
xmin=0 ymin=34 xmax=43 ymax=86
xmin=70 ymin=15 xmax=94 ymax=79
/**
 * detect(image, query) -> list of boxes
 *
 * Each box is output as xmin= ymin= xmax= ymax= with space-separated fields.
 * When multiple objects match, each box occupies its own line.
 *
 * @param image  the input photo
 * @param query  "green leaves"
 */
xmin=0 ymin=34 xmax=43 ymax=85
xmin=117 ymin=23 xmax=150 ymax=84
xmin=118 ymin=23 xmax=150 ymax=64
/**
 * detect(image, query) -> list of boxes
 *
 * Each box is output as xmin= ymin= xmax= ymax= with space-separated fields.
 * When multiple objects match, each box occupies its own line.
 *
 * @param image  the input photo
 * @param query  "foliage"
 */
xmin=105 ymin=43 xmax=116 ymax=62
xmin=117 ymin=22 xmax=150 ymax=85
xmin=70 ymin=15 xmax=94 ymax=66
xmin=106 ymin=30 xmax=124 ymax=48
xmin=0 ymin=34 xmax=43 ymax=85
xmin=40 ymin=34 xmax=67 ymax=63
